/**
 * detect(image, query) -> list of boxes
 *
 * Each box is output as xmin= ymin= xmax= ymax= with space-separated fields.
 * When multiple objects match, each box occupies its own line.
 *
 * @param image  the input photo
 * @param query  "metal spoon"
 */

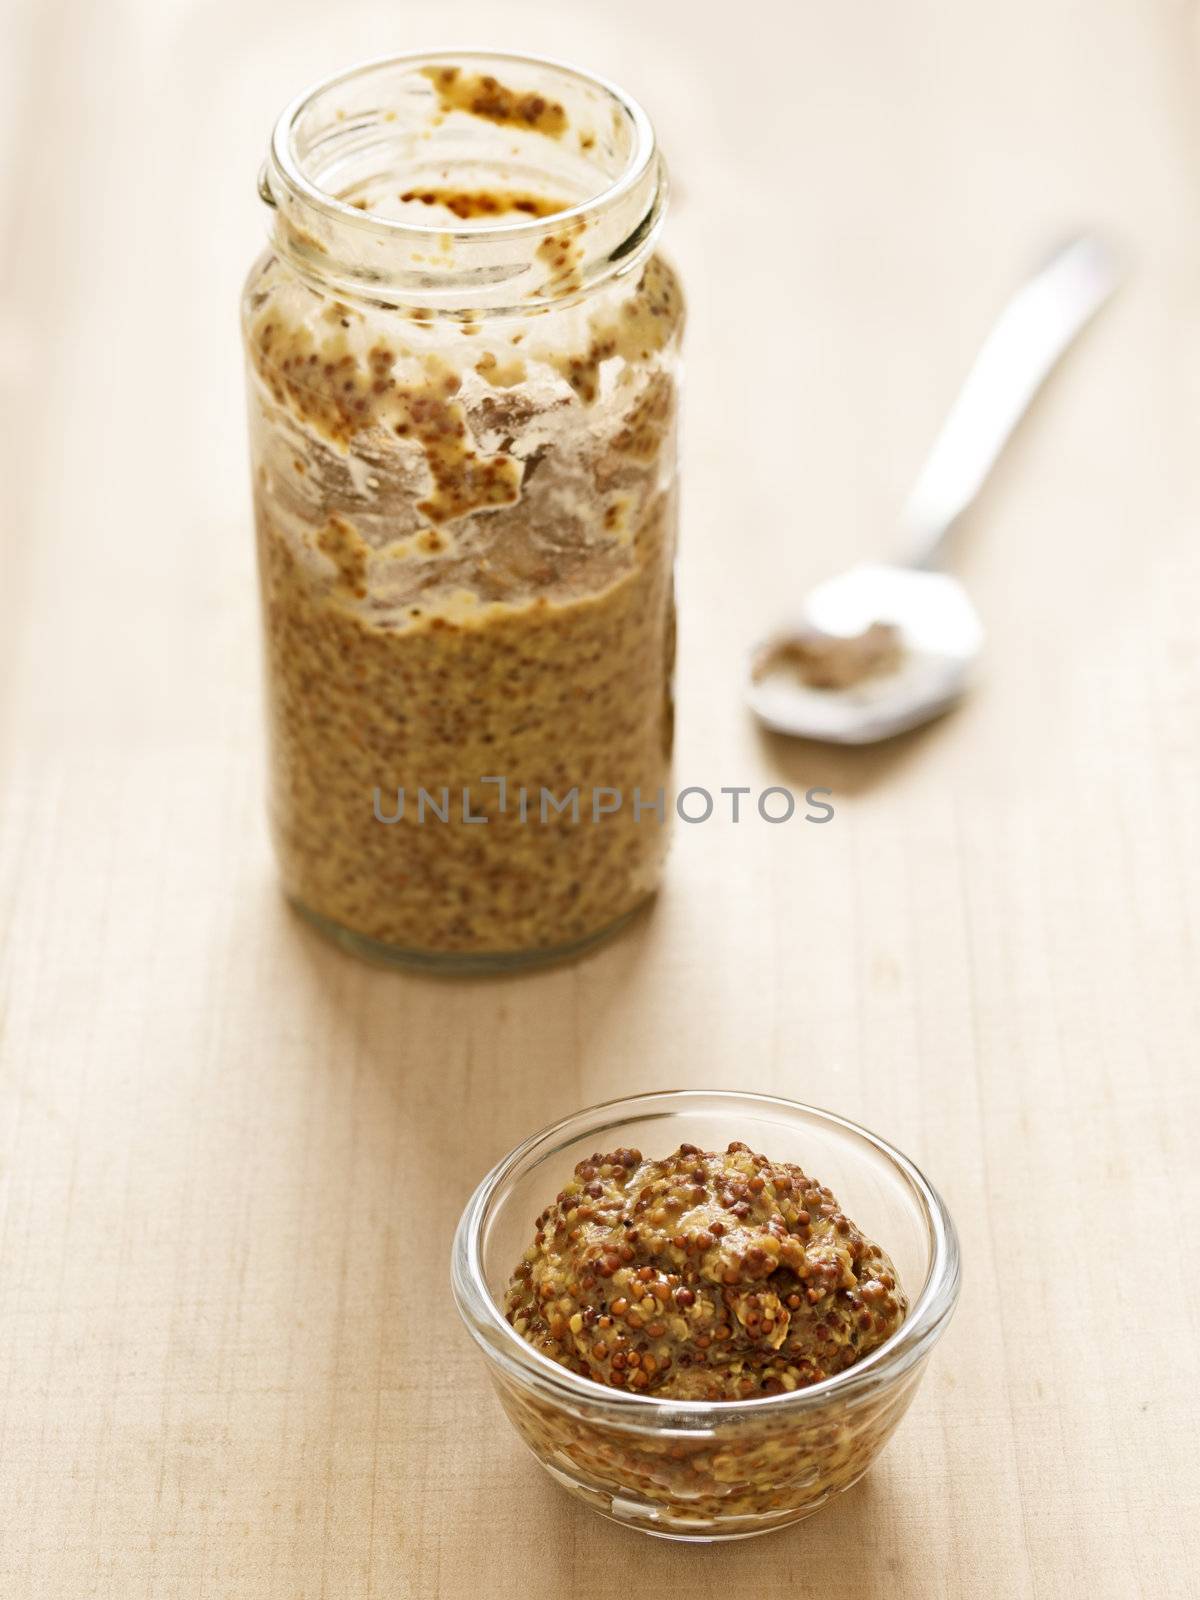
xmin=747 ymin=233 xmax=1122 ymax=744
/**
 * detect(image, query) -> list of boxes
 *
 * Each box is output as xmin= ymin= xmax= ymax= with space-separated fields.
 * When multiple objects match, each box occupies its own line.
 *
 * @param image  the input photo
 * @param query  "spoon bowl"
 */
xmin=748 ymin=564 xmax=984 ymax=744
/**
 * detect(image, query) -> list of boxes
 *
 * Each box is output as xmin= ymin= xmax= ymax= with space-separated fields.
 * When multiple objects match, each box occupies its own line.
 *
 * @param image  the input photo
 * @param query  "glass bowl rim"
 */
xmin=451 ymin=1088 xmax=961 ymax=1421
xmin=266 ymin=47 xmax=659 ymax=245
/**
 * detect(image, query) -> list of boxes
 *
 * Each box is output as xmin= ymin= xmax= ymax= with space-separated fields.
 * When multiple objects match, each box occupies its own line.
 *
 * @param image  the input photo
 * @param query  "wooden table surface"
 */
xmin=2 ymin=1 xmax=1198 ymax=1595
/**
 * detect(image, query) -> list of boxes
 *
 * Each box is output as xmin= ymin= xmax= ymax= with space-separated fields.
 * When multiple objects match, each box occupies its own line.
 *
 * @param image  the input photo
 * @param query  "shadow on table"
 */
xmin=754 ymin=706 xmax=961 ymax=799
xmin=269 ymin=873 xmax=668 ymax=1184
xmin=447 ymin=1455 xmax=933 ymax=1598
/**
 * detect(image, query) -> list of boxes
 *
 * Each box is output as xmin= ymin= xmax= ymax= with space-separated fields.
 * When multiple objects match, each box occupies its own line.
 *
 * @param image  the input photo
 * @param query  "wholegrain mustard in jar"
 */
xmin=243 ymin=53 xmax=683 ymax=971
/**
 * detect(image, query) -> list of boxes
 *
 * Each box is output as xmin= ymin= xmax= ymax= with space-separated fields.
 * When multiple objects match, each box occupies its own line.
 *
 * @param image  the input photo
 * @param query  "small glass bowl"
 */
xmin=451 ymin=1089 xmax=960 ymax=1542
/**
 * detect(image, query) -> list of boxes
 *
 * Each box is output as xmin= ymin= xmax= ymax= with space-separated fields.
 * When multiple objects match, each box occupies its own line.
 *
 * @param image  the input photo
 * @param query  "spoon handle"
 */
xmin=899 ymin=233 xmax=1122 ymax=568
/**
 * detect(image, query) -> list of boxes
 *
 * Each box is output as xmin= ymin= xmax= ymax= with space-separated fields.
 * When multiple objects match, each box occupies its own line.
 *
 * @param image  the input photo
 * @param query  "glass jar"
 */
xmin=242 ymin=53 xmax=683 ymax=972
xmin=452 ymin=1091 xmax=960 ymax=1542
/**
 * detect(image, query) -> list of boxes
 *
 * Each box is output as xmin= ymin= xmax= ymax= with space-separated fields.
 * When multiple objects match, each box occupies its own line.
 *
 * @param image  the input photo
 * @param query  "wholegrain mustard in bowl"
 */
xmin=451 ymin=1089 xmax=960 ymax=1541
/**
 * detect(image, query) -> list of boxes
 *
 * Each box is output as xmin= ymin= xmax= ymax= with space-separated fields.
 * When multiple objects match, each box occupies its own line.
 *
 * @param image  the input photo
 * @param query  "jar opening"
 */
xmin=261 ymin=51 xmax=666 ymax=313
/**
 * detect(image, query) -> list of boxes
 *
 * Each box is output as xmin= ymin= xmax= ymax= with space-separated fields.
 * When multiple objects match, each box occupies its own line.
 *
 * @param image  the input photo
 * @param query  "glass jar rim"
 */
xmin=258 ymin=50 xmax=667 ymax=311
xmin=265 ymin=48 xmax=659 ymax=244
xmin=451 ymin=1088 xmax=962 ymax=1423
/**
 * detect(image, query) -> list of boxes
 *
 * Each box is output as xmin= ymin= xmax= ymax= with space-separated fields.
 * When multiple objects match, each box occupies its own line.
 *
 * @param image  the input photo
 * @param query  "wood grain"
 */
xmin=1 ymin=1 xmax=1197 ymax=1595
